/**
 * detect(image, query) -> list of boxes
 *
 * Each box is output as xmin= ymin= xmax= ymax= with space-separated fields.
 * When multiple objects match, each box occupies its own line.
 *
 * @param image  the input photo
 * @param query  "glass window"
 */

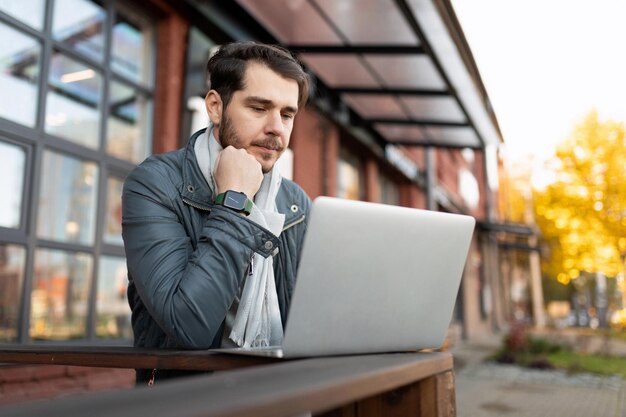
xmin=104 ymin=176 xmax=123 ymax=245
xmin=0 ymin=141 xmax=26 ymax=228
xmin=52 ymin=0 xmax=106 ymax=62
xmin=184 ymin=27 xmax=214 ymax=99
xmin=107 ymin=80 xmax=152 ymax=163
xmin=0 ymin=22 xmax=40 ymax=127
xmin=31 ymin=249 xmax=92 ymax=340
xmin=337 ymin=148 xmax=363 ymax=200
xmin=379 ymin=173 xmax=400 ymax=206
xmin=37 ymin=151 xmax=98 ymax=245
xmin=112 ymin=7 xmax=153 ymax=86
xmin=96 ymin=256 xmax=131 ymax=339
xmin=0 ymin=0 xmax=46 ymax=30
xmin=46 ymin=51 xmax=102 ymax=148
xmin=0 ymin=244 xmax=26 ymax=342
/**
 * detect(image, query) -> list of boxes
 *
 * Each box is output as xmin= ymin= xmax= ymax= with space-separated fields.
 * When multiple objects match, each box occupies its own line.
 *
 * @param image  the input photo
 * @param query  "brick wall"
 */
xmin=0 ymin=365 xmax=134 ymax=406
xmin=290 ymin=109 xmax=339 ymax=198
xmin=436 ymin=149 xmax=463 ymax=196
xmin=473 ymin=150 xmax=487 ymax=219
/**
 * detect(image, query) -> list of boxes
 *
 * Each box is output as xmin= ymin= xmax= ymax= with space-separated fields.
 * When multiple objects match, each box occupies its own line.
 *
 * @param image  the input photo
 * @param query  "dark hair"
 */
xmin=206 ymin=42 xmax=310 ymax=110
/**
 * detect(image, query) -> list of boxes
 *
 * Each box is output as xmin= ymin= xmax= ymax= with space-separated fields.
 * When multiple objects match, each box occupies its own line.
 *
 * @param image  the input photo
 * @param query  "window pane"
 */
xmin=0 ymin=244 xmax=25 ymax=342
xmin=107 ymin=81 xmax=152 ymax=163
xmin=96 ymin=256 xmax=131 ymax=339
xmin=0 ymin=0 xmax=45 ymax=30
xmin=53 ymin=0 xmax=106 ymax=62
xmin=104 ymin=176 xmax=123 ymax=245
xmin=112 ymin=7 xmax=153 ymax=85
xmin=0 ymin=23 xmax=40 ymax=127
xmin=379 ymin=173 xmax=400 ymax=206
xmin=31 ymin=249 xmax=92 ymax=340
xmin=37 ymin=151 xmax=98 ymax=245
xmin=46 ymin=52 xmax=102 ymax=148
xmin=0 ymin=141 xmax=25 ymax=228
xmin=337 ymin=149 xmax=363 ymax=200
xmin=184 ymin=27 xmax=214 ymax=98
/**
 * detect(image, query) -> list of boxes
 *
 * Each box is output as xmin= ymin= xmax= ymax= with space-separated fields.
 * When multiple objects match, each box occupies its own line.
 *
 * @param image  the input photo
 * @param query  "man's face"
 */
xmin=213 ymin=62 xmax=299 ymax=173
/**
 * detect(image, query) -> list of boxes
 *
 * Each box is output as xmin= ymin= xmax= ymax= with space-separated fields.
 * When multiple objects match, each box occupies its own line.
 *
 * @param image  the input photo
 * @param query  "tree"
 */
xmin=533 ymin=111 xmax=626 ymax=283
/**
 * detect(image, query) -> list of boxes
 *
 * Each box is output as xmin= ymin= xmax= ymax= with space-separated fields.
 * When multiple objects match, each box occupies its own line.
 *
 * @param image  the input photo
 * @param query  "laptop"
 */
xmin=215 ymin=196 xmax=475 ymax=358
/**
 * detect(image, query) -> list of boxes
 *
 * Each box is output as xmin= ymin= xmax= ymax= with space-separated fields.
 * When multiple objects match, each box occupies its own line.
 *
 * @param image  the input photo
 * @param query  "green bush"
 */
xmin=493 ymin=323 xmax=624 ymax=376
xmin=494 ymin=323 xmax=565 ymax=369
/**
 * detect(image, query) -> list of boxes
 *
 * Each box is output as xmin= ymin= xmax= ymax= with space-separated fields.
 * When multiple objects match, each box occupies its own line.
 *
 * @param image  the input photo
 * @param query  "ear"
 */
xmin=205 ymin=90 xmax=223 ymax=126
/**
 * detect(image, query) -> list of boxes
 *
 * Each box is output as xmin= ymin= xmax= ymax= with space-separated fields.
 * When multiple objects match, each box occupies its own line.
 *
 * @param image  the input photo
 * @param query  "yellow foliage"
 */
xmin=534 ymin=111 xmax=626 ymax=280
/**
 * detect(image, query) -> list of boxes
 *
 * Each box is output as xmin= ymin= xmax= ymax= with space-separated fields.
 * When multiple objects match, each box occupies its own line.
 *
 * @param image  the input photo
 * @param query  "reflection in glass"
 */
xmin=37 ymin=151 xmax=98 ymax=245
xmin=53 ymin=0 xmax=106 ymax=62
xmin=107 ymin=81 xmax=152 ymax=163
xmin=337 ymin=149 xmax=363 ymax=201
xmin=0 ymin=23 xmax=40 ymax=126
xmin=46 ymin=52 xmax=102 ymax=148
xmin=112 ymin=8 xmax=153 ymax=85
xmin=185 ymin=27 xmax=215 ymax=98
xmin=96 ymin=256 xmax=131 ymax=339
xmin=379 ymin=173 xmax=400 ymax=206
xmin=104 ymin=177 xmax=123 ymax=245
xmin=0 ymin=0 xmax=45 ymax=30
xmin=31 ymin=249 xmax=92 ymax=340
xmin=0 ymin=141 xmax=25 ymax=228
xmin=0 ymin=244 xmax=26 ymax=342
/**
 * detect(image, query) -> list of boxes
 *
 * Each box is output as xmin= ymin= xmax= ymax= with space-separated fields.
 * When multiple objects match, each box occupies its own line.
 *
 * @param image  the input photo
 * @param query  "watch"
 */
xmin=214 ymin=190 xmax=253 ymax=216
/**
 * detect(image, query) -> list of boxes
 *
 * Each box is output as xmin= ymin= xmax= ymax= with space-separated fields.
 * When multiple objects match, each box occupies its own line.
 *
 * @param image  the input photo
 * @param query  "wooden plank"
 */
xmin=437 ymin=371 xmax=456 ymax=417
xmin=316 ymin=405 xmax=356 ymax=417
xmin=0 ymin=352 xmax=453 ymax=417
xmin=0 ymin=346 xmax=279 ymax=371
xmin=418 ymin=371 xmax=456 ymax=417
xmin=354 ymin=381 xmax=421 ymax=417
xmin=419 ymin=375 xmax=438 ymax=417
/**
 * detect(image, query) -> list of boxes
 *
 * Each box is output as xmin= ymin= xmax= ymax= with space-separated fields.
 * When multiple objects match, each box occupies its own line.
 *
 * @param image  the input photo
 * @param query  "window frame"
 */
xmin=0 ymin=0 xmax=156 ymax=344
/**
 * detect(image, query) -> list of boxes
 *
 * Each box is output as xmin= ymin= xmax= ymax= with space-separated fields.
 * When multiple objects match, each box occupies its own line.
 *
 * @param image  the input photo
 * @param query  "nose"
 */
xmin=264 ymin=111 xmax=285 ymax=136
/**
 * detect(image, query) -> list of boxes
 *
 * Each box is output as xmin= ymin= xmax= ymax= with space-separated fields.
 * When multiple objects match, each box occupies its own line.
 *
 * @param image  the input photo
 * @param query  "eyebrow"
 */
xmin=244 ymin=96 xmax=298 ymax=115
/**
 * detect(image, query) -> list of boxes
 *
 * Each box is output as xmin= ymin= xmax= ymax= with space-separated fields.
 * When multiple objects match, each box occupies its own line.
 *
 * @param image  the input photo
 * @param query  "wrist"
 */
xmin=215 ymin=190 xmax=253 ymax=216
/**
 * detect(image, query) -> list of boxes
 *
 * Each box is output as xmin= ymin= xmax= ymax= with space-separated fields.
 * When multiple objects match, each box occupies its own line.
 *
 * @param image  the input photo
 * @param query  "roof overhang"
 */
xmin=228 ymin=0 xmax=503 ymax=150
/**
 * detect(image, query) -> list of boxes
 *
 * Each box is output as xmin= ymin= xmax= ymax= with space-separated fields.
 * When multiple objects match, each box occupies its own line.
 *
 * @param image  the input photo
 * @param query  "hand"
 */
xmin=214 ymin=146 xmax=263 ymax=199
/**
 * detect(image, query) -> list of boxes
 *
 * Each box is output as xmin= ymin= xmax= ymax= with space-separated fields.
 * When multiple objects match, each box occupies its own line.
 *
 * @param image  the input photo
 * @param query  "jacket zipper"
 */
xmin=182 ymin=197 xmax=211 ymax=212
xmin=282 ymin=214 xmax=305 ymax=232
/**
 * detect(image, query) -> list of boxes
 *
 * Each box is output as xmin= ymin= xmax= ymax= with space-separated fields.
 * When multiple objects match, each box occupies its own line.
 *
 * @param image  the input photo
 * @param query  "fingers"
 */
xmin=214 ymin=146 xmax=263 ymax=199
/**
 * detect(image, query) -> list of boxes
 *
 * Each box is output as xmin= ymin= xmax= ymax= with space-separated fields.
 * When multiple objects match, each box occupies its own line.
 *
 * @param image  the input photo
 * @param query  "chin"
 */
xmin=261 ymin=163 xmax=275 ymax=174
xmin=254 ymin=156 xmax=277 ymax=174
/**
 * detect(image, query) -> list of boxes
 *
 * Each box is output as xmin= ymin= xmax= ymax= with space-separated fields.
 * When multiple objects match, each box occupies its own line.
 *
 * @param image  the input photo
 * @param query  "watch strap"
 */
xmin=214 ymin=192 xmax=227 ymax=205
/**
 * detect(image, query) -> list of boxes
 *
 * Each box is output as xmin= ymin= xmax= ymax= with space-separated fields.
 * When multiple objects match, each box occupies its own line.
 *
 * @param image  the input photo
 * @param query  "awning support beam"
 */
xmin=288 ymin=45 xmax=426 ymax=55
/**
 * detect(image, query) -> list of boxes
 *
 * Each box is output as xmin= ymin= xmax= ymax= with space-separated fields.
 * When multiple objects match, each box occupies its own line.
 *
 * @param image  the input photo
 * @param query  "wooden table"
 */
xmin=0 ymin=345 xmax=278 ymax=371
xmin=0 ymin=347 xmax=456 ymax=417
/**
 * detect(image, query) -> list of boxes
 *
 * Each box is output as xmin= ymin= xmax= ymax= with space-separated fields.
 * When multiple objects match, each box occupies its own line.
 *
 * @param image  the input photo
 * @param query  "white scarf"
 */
xmin=195 ymin=128 xmax=285 ymax=347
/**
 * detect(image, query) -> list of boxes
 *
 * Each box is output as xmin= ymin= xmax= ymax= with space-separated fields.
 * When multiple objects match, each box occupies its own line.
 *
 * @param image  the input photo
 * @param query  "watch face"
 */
xmin=223 ymin=191 xmax=247 ymax=211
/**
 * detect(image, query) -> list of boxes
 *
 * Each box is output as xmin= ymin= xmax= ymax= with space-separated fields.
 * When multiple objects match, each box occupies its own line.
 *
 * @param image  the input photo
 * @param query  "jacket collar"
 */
xmin=180 ymin=128 xmax=304 ymax=226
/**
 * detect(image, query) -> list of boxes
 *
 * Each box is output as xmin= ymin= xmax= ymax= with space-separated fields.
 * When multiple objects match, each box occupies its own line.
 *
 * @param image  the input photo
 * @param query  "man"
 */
xmin=122 ymin=42 xmax=311 ymax=384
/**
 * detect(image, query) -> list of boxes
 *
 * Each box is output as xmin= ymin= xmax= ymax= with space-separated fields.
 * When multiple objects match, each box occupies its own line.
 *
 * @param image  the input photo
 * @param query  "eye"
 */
xmin=251 ymin=106 xmax=265 ymax=113
xmin=281 ymin=113 xmax=294 ymax=120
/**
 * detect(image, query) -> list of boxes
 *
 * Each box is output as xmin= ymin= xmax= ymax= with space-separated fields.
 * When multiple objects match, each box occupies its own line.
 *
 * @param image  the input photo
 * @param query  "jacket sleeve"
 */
xmin=122 ymin=162 xmax=279 ymax=348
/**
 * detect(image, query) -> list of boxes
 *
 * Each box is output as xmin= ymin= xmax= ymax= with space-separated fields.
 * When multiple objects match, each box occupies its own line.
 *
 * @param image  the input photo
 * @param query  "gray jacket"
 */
xmin=122 ymin=129 xmax=311 ymax=354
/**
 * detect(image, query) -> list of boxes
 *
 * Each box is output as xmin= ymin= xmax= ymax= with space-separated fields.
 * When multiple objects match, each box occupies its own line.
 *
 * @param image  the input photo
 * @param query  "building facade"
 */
xmin=0 ymin=0 xmax=531 ymax=403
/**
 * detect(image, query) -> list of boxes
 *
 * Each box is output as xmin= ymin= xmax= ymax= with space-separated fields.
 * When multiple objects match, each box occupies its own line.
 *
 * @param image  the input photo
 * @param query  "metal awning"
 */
xmin=232 ymin=0 xmax=503 ymax=150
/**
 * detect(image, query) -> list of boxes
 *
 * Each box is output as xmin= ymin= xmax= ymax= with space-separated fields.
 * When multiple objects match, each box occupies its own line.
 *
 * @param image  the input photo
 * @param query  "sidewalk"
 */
xmin=451 ymin=335 xmax=626 ymax=417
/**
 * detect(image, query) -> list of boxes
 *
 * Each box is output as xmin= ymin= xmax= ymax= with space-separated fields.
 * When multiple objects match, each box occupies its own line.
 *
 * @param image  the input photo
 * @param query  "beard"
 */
xmin=218 ymin=110 xmax=284 ymax=173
